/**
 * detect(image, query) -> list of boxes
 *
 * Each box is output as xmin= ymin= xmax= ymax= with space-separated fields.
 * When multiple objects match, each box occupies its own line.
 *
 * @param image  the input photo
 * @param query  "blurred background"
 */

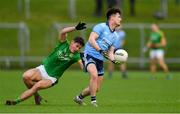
xmin=0 ymin=0 xmax=180 ymax=70
xmin=0 ymin=0 xmax=180 ymax=113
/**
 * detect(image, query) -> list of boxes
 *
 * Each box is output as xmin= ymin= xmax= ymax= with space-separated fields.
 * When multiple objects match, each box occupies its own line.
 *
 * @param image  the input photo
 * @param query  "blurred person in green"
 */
xmin=5 ymin=22 xmax=86 ymax=105
xmin=146 ymin=23 xmax=172 ymax=80
xmin=108 ymin=26 xmax=128 ymax=79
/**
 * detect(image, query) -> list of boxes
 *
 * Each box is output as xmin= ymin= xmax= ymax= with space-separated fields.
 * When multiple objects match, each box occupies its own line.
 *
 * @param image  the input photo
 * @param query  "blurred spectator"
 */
xmin=94 ymin=0 xmax=103 ymax=17
xmin=107 ymin=0 xmax=121 ymax=8
xmin=108 ymin=26 xmax=128 ymax=79
xmin=94 ymin=0 xmax=123 ymax=17
xmin=175 ymin=0 xmax=180 ymax=5
xmin=146 ymin=23 xmax=172 ymax=80
xmin=129 ymin=0 xmax=136 ymax=16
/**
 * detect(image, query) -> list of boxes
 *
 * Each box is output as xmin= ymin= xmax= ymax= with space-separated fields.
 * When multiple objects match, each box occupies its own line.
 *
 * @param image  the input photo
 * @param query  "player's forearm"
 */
xmin=59 ymin=26 xmax=76 ymax=42
xmin=78 ymin=60 xmax=84 ymax=70
xmin=60 ymin=26 xmax=76 ymax=35
xmin=146 ymin=42 xmax=151 ymax=48
xmin=155 ymin=43 xmax=165 ymax=47
xmin=89 ymin=38 xmax=101 ymax=51
xmin=108 ymin=51 xmax=115 ymax=61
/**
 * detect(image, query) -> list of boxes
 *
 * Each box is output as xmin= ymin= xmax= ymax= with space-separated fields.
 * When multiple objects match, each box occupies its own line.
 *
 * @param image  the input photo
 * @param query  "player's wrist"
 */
xmin=98 ymin=49 xmax=103 ymax=53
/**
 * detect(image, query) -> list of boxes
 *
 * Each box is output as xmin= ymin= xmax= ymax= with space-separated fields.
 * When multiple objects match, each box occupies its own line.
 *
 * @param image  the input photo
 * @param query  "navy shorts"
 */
xmin=80 ymin=53 xmax=104 ymax=76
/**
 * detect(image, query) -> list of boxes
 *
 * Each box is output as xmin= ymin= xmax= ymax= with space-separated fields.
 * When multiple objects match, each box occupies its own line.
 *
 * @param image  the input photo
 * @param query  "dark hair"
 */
xmin=106 ymin=8 xmax=121 ymax=20
xmin=73 ymin=36 xmax=85 ymax=47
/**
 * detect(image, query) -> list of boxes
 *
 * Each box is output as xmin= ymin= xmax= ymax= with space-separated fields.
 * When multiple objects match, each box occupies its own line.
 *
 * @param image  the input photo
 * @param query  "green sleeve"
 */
xmin=73 ymin=53 xmax=81 ymax=62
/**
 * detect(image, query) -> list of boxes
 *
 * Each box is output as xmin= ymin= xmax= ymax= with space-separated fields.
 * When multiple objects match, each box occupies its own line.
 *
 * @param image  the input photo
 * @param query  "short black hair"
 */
xmin=73 ymin=36 xmax=85 ymax=47
xmin=106 ymin=8 xmax=121 ymax=20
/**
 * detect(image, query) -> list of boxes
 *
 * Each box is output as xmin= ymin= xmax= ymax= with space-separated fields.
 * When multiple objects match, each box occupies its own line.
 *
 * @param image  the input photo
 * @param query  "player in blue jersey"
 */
xmin=74 ymin=8 xmax=122 ymax=107
xmin=108 ymin=26 xmax=128 ymax=79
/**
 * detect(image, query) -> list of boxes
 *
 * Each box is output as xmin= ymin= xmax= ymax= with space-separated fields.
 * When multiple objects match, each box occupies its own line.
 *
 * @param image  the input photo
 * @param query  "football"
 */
xmin=114 ymin=49 xmax=128 ymax=62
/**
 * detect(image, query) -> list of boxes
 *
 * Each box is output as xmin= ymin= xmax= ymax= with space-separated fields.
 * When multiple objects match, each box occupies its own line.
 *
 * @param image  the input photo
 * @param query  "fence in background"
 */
xmin=51 ymin=22 xmax=180 ymax=69
xmin=0 ymin=22 xmax=30 ymax=68
xmin=17 ymin=0 xmax=30 ymax=19
xmin=0 ymin=22 xmax=179 ymax=69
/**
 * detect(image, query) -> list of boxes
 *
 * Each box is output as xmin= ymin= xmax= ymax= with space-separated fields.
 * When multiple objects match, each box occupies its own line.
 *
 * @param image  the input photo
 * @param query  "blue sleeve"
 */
xmin=92 ymin=24 xmax=103 ymax=36
xmin=113 ymin=38 xmax=120 ymax=49
xmin=121 ymin=31 xmax=126 ymax=40
xmin=112 ymin=31 xmax=126 ymax=49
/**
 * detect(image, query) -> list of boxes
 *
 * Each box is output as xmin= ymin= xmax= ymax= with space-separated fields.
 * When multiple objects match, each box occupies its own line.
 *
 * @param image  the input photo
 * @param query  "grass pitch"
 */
xmin=0 ymin=70 xmax=179 ymax=113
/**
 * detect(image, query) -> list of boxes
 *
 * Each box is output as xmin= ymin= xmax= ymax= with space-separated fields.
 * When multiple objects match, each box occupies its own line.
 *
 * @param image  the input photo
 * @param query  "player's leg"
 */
xmin=150 ymin=58 xmax=157 ymax=79
xmin=91 ymin=76 xmax=103 ymax=107
xmin=89 ymin=58 xmax=104 ymax=107
xmin=74 ymin=54 xmax=101 ymax=107
xmin=108 ymin=61 xmax=114 ymax=79
xmin=157 ymin=50 xmax=172 ymax=79
xmin=5 ymin=68 xmax=43 ymax=105
xmin=120 ymin=63 xmax=128 ymax=79
xmin=157 ymin=57 xmax=172 ymax=79
xmin=74 ymin=76 xmax=103 ymax=107
xmin=87 ymin=63 xmax=99 ymax=101
xmin=23 ymin=68 xmax=42 ymax=89
xmin=6 ymin=79 xmax=53 ymax=105
xmin=20 ymin=79 xmax=52 ymax=101
xmin=149 ymin=50 xmax=157 ymax=79
xmin=74 ymin=63 xmax=98 ymax=106
xmin=74 ymin=86 xmax=90 ymax=106
xmin=23 ymin=68 xmax=45 ymax=105
xmin=158 ymin=57 xmax=169 ymax=72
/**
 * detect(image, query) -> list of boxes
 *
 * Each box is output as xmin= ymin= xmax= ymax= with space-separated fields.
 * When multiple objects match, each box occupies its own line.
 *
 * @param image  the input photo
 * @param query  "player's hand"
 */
xmin=150 ymin=44 xmax=157 ymax=48
xmin=99 ymin=50 xmax=108 ymax=59
xmin=75 ymin=22 xmax=86 ymax=30
xmin=112 ymin=60 xmax=121 ymax=65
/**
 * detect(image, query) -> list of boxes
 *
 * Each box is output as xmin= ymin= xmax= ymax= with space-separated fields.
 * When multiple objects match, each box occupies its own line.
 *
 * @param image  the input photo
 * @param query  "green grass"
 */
xmin=0 ymin=70 xmax=179 ymax=113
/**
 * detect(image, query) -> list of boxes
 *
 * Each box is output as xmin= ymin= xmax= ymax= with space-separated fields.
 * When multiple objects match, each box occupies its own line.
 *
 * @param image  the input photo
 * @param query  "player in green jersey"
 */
xmin=5 ymin=22 xmax=86 ymax=105
xmin=146 ymin=23 xmax=172 ymax=80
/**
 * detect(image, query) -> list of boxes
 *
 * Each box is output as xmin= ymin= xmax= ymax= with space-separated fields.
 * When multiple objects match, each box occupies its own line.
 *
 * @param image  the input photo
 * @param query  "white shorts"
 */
xmin=36 ymin=65 xmax=57 ymax=84
xmin=150 ymin=49 xmax=164 ymax=59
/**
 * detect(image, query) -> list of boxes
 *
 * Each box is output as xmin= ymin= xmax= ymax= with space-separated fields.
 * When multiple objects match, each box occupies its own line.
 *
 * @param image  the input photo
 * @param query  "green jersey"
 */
xmin=150 ymin=30 xmax=163 ymax=49
xmin=42 ymin=40 xmax=80 ymax=80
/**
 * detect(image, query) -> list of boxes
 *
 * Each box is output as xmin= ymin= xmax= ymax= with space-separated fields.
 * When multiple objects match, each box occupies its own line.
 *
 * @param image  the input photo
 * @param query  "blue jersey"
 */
xmin=84 ymin=22 xmax=117 ymax=61
xmin=114 ymin=30 xmax=126 ymax=49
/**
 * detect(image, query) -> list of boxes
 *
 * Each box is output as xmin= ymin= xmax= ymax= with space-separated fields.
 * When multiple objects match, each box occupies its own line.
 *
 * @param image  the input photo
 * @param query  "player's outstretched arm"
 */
xmin=78 ymin=60 xmax=84 ymax=70
xmin=59 ymin=22 xmax=86 ymax=42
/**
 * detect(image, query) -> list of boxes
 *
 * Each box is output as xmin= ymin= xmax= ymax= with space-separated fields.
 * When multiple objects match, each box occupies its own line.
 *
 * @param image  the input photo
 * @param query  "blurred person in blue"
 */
xmin=145 ymin=23 xmax=172 ymax=80
xmin=74 ymin=8 xmax=122 ymax=107
xmin=108 ymin=26 xmax=128 ymax=79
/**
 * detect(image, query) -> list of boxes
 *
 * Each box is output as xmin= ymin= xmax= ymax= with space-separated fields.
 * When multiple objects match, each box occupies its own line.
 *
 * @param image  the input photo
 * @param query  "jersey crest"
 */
xmin=57 ymin=49 xmax=73 ymax=61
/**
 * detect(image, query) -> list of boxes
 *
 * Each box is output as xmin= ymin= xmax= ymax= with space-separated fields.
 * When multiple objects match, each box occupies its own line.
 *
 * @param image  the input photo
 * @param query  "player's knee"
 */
xmin=23 ymin=72 xmax=31 ymax=81
xmin=33 ymin=83 xmax=42 ymax=91
xmin=91 ymin=75 xmax=98 ymax=81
